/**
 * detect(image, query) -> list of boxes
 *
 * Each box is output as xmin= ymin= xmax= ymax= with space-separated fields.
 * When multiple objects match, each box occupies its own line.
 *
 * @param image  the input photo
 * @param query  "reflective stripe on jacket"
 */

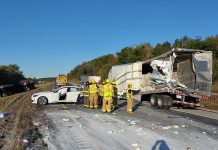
xmin=89 ymin=84 xmax=98 ymax=94
xmin=126 ymin=88 xmax=133 ymax=99
xmin=103 ymin=84 xmax=113 ymax=97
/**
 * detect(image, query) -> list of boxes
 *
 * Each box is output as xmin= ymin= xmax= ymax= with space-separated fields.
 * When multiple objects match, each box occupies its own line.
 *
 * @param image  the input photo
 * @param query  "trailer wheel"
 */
xmin=37 ymin=96 xmax=48 ymax=105
xmin=157 ymin=95 xmax=164 ymax=109
xmin=150 ymin=94 xmax=157 ymax=107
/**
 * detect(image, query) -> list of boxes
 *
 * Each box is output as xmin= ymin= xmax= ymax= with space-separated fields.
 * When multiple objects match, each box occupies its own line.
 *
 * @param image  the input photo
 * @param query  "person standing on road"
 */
xmin=83 ymin=82 xmax=90 ymax=108
xmin=126 ymin=83 xmax=133 ymax=114
xmin=112 ymin=81 xmax=118 ymax=110
xmin=89 ymin=79 xmax=99 ymax=109
xmin=102 ymin=79 xmax=113 ymax=113
xmin=98 ymin=80 xmax=103 ymax=107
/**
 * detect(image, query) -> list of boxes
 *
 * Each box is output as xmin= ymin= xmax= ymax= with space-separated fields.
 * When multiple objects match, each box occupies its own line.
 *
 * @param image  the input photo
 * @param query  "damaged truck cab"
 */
xmin=109 ymin=48 xmax=212 ymax=109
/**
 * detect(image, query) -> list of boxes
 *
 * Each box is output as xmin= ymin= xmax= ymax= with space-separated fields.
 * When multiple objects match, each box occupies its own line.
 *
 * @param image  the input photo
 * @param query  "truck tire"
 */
xmin=157 ymin=95 xmax=164 ymax=109
xmin=164 ymin=96 xmax=173 ymax=110
xmin=150 ymin=94 xmax=157 ymax=107
xmin=37 ymin=96 xmax=48 ymax=105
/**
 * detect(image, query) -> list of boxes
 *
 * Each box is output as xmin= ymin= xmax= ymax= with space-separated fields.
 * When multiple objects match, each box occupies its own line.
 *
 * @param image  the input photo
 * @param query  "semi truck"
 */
xmin=56 ymin=74 xmax=68 ymax=87
xmin=108 ymin=48 xmax=212 ymax=109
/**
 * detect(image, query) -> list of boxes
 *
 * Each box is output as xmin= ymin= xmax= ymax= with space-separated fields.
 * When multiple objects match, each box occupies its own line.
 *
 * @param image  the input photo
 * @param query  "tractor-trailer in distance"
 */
xmin=108 ymin=48 xmax=212 ymax=109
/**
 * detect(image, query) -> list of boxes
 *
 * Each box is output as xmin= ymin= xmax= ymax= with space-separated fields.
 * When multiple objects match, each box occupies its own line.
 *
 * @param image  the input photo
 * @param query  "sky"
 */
xmin=0 ymin=0 xmax=218 ymax=78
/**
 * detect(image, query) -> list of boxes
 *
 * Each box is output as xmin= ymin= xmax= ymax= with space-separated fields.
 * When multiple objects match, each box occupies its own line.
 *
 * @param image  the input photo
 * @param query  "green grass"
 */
xmin=35 ymin=82 xmax=52 ymax=89
xmin=201 ymin=100 xmax=218 ymax=110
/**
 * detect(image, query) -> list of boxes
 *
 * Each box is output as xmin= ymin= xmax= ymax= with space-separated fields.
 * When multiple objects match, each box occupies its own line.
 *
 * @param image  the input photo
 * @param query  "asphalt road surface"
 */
xmin=44 ymin=100 xmax=218 ymax=150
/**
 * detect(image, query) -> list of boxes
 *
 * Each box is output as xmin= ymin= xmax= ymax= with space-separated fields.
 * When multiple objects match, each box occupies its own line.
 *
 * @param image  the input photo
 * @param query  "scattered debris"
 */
xmin=187 ymin=147 xmax=191 ymax=150
xmin=0 ymin=112 xmax=9 ymax=118
xmin=131 ymin=142 xmax=139 ymax=147
xmin=120 ymin=129 xmax=124 ymax=132
xmin=62 ymin=118 xmax=70 ymax=122
xmin=137 ymin=128 xmax=143 ymax=135
xmin=95 ymin=114 xmax=99 ymax=117
xmin=162 ymin=126 xmax=172 ymax=130
xmin=0 ymin=134 xmax=5 ymax=139
xmin=23 ymin=139 xmax=28 ymax=143
xmin=112 ymin=113 xmax=116 ymax=115
xmin=202 ymin=132 xmax=207 ymax=135
xmin=33 ymin=121 xmax=39 ymax=127
xmin=182 ymin=125 xmax=186 ymax=128
xmin=174 ymin=131 xmax=179 ymax=134
xmin=79 ymin=124 xmax=83 ymax=128
xmin=173 ymin=125 xmax=179 ymax=129
xmin=70 ymin=115 xmax=80 ymax=119
xmin=107 ymin=131 xmax=116 ymax=134
xmin=130 ymin=121 xmax=136 ymax=125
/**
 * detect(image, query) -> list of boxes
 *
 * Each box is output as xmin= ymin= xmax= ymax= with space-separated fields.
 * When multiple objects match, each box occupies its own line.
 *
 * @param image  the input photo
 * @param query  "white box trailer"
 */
xmin=108 ymin=62 xmax=143 ymax=96
xmin=108 ymin=48 xmax=213 ymax=109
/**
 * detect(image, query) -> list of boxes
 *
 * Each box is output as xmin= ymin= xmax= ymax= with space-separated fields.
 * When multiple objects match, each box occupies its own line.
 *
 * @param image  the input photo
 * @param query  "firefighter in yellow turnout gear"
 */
xmin=83 ymin=82 xmax=90 ymax=107
xmin=126 ymin=83 xmax=133 ymax=114
xmin=89 ymin=79 xmax=99 ymax=109
xmin=102 ymin=79 xmax=113 ymax=113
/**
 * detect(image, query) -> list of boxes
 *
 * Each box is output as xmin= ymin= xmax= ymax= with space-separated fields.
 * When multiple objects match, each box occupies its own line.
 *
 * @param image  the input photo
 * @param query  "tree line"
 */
xmin=0 ymin=64 xmax=25 ymax=85
xmin=67 ymin=35 xmax=218 ymax=84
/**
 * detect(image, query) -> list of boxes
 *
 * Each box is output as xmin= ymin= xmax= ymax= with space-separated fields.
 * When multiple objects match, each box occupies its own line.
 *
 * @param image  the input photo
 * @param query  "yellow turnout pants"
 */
xmin=89 ymin=93 xmax=98 ymax=108
xmin=127 ymin=98 xmax=133 ymax=112
xmin=102 ymin=97 xmax=112 ymax=112
xmin=84 ymin=96 xmax=89 ymax=107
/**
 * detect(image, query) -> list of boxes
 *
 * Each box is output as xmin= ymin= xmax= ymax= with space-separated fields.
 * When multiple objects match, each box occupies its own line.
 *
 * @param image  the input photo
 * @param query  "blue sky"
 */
xmin=0 ymin=0 xmax=218 ymax=78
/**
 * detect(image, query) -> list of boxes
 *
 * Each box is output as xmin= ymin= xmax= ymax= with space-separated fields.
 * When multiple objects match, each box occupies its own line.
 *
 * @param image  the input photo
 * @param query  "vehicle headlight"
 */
xmin=33 ymin=95 xmax=38 ymax=98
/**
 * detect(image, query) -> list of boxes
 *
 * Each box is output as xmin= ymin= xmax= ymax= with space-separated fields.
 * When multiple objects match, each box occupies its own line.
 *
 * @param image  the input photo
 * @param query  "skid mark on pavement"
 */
xmin=61 ymin=104 xmax=100 ymax=150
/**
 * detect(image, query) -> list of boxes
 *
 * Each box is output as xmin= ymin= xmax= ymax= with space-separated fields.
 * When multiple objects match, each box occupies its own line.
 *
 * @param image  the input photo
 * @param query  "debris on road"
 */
xmin=0 ymin=112 xmax=9 ymax=118
xmin=182 ymin=125 xmax=186 ymax=128
xmin=33 ymin=121 xmax=39 ymax=127
xmin=130 ymin=121 xmax=136 ymax=125
xmin=131 ymin=142 xmax=139 ymax=147
xmin=0 ymin=134 xmax=5 ymax=139
xmin=173 ymin=125 xmax=179 ymax=129
xmin=62 ymin=118 xmax=70 ymax=122
xmin=162 ymin=126 xmax=172 ymax=130
xmin=79 ymin=124 xmax=83 ymax=128
xmin=107 ymin=131 xmax=116 ymax=134
xmin=174 ymin=131 xmax=179 ymax=134
xmin=202 ymin=132 xmax=207 ymax=134
xmin=23 ymin=139 xmax=28 ymax=143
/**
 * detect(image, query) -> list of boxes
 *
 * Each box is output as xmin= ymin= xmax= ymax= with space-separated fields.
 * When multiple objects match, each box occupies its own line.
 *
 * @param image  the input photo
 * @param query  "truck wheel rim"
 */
xmin=158 ymin=98 xmax=162 ymax=106
xmin=151 ymin=97 xmax=155 ymax=104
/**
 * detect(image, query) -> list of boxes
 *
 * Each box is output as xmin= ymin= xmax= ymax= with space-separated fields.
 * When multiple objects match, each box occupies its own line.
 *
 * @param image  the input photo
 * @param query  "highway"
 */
xmin=44 ymin=100 xmax=218 ymax=150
